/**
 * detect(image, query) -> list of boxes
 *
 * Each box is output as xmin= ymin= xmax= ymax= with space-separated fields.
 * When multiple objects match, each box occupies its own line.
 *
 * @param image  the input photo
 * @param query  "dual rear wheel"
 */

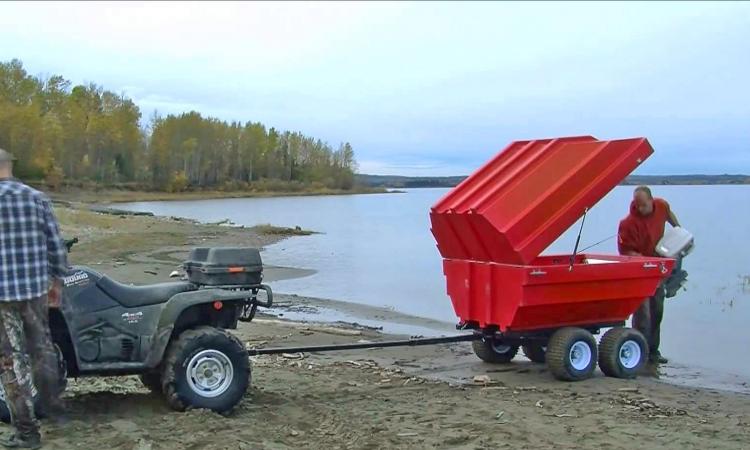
xmin=472 ymin=326 xmax=648 ymax=382
xmin=597 ymin=327 xmax=649 ymax=379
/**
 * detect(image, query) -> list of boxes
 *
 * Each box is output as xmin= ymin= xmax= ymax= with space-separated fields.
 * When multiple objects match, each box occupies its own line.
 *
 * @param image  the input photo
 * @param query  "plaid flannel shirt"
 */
xmin=0 ymin=179 xmax=69 ymax=302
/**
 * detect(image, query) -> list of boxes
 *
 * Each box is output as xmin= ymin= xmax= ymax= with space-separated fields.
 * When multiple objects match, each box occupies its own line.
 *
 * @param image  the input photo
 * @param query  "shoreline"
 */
xmin=49 ymin=186 xmax=398 ymax=205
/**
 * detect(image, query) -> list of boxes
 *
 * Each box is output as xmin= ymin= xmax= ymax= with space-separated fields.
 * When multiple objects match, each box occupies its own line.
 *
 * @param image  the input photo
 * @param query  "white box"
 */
xmin=656 ymin=226 xmax=694 ymax=258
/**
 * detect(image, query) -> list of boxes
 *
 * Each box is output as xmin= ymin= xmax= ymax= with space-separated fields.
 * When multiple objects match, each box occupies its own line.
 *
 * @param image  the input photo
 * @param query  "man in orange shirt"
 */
xmin=618 ymin=186 xmax=681 ymax=364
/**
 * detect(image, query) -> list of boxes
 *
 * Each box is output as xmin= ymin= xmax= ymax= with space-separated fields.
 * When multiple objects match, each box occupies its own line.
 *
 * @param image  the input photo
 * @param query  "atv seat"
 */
xmin=97 ymin=276 xmax=196 ymax=308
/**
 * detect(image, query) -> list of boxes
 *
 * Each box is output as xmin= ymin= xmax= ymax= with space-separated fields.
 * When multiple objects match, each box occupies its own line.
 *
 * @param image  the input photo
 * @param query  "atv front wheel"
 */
xmin=162 ymin=327 xmax=250 ymax=414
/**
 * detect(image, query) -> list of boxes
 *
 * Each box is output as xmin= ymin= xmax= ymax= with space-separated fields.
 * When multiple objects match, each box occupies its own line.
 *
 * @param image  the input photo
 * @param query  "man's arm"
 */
xmin=41 ymin=197 xmax=69 ymax=280
xmin=661 ymin=199 xmax=681 ymax=227
xmin=667 ymin=208 xmax=681 ymax=227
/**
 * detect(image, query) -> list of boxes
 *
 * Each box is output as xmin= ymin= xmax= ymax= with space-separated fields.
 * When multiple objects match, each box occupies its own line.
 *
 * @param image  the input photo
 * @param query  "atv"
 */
xmin=0 ymin=239 xmax=273 ymax=422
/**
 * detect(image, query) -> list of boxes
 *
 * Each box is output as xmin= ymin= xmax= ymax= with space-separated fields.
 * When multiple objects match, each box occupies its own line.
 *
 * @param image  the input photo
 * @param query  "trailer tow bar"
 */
xmin=247 ymin=333 xmax=481 ymax=356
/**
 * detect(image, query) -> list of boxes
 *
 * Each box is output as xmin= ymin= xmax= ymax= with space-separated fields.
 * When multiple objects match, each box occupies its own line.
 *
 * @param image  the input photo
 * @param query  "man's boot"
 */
xmin=1 ymin=432 xmax=42 ymax=450
xmin=649 ymin=351 xmax=669 ymax=364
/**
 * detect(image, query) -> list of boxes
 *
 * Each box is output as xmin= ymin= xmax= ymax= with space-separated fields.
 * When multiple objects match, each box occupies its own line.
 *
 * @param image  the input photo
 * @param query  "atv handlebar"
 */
xmin=64 ymin=237 xmax=79 ymax=252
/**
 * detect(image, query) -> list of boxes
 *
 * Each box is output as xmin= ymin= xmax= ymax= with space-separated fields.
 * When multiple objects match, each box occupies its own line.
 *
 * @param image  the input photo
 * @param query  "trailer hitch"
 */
xmin=247 ymin=333 xmax=480 ymax=356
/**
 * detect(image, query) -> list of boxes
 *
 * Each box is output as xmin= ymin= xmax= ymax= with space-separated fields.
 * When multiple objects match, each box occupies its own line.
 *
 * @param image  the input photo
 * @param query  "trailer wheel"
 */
xmin=598 ymin=327 xmax=648 ymax=379
xmin=546 ymin=328 xmax=597 ymax=381
xmin=522 ymin=343 xmax=547 ymax=363
xmin=472 ymin=338 xmax=519 ymax=364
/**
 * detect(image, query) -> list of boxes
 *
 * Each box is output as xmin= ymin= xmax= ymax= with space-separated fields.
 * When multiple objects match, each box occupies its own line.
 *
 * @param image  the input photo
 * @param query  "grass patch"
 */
xmin=55 ymin=207 xmax=124 ymax=231
xmin=251 ymin=224 xmax=318 ymax=236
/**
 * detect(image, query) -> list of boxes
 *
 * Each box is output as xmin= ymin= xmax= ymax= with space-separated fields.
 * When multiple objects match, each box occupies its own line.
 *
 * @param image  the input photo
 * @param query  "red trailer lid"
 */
xmin=430 ymin=136 xmax=654 ymax=265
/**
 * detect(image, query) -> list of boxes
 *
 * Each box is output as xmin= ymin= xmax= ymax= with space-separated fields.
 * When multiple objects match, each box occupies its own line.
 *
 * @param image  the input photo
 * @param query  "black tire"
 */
xmin=546 ymin=327 xmax=598 ymax=381
xmin=472 ymin=338 xmax=519 ymax=364
xmin=140 ymin=372 xmax=163 ymax=393
xmin=162 ymin=327 xmax=250 ymax=414
xmin=522 ymin=343 xmax=547 ymax=363
xmin=0 ymin=344 xmax=67 ymax=423
xmin=598 ymin=327 xmax=648 ymax=379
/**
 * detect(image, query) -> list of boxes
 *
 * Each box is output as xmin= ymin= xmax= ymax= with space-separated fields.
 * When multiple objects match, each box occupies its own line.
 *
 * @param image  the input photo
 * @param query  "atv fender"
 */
xmin=144 ymin=289 xmax=256 ymax=368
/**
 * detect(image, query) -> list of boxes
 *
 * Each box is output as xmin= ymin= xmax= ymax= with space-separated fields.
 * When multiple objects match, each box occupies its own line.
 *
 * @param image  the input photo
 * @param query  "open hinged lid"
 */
xmin=430 ymin=136 xmax=654 ymax=265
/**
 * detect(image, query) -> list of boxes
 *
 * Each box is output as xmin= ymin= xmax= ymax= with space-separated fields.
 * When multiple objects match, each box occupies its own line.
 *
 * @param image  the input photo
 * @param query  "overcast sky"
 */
xmin=1 ymin=1 xmax=748 ymax=175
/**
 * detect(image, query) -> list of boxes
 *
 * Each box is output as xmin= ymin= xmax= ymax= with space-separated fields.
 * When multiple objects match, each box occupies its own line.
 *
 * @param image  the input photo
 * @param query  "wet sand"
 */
xmin=6 ymin=204 xmax=746 ymax=449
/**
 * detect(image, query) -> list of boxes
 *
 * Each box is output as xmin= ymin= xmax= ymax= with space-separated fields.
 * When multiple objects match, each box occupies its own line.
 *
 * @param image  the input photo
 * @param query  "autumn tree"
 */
xmin=0 ymin=59 xmax=360 ymax=192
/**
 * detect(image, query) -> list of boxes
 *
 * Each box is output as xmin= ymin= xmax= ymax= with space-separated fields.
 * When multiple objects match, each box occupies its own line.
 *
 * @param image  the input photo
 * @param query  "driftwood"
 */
xmin=89 ymin=206 xmax=154 ymax=217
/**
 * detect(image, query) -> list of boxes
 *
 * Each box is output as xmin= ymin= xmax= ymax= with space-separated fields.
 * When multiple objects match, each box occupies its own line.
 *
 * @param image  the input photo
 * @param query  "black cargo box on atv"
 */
xmin=183 ymin=247 xmax=263 ymax=286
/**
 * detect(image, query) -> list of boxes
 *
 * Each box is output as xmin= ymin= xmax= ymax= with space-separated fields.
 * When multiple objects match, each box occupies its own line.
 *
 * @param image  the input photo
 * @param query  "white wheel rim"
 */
xmin=569 ymin=341 xmax=592 ymax=371
xmin=186 ymin=349 xmax=234 ymax=398
xmin=491 ymin=341 xmax=512 ymax=354
xmin=619 ymin=340 xmax=642 ymax=369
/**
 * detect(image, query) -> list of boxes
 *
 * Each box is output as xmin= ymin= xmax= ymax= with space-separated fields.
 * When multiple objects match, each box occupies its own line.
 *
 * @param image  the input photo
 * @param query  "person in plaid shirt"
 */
xmin=0 ymin=148 xmax=68 ymax=449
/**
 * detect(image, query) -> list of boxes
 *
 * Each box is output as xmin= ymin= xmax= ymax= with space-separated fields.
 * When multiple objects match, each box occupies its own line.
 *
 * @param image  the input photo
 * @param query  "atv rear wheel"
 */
xmin=162 ymin=327 xmax=250 ymax=414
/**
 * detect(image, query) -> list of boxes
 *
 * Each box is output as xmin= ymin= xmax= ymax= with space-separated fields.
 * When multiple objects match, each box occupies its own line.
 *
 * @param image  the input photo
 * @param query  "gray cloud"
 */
xmin=1 ymin=1 xmax=747 ymax=175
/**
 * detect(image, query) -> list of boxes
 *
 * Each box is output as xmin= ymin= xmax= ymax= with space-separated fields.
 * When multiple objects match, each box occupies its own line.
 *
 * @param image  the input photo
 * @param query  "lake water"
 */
xmin=119 ymin=186 xmax=750 ymax=388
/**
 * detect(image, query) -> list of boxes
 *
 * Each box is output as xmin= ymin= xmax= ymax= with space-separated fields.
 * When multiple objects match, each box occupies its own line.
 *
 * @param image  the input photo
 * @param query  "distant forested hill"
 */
xmin=356 ymin=174 xmax=467 ymax=188
xmin=357 ymin=174 xmax=750 ymax=188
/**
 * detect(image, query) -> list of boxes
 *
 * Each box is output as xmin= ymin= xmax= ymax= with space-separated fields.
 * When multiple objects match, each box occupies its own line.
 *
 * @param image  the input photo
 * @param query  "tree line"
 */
xmin=0 ymin=59 xmax=357 ymax=191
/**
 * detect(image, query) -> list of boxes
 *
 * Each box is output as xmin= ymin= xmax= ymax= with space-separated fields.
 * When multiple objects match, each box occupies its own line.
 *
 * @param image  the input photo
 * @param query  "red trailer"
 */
xmin=430 ymin=136 xmax=675 ymax=381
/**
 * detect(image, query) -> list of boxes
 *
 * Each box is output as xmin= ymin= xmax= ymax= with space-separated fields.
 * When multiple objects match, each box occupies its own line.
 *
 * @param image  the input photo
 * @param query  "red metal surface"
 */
xmin=430 ymin=136 xmax=654 ymax=265
xmin=443 ymin=254 xmax=675 ymax=331
xmin=431 ymin=135 xmax=673 ymax=331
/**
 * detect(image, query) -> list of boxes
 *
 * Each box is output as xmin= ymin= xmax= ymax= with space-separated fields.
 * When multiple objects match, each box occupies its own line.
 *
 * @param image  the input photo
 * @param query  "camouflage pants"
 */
xmin=0 ymin=295 xmax=61 ymax=439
